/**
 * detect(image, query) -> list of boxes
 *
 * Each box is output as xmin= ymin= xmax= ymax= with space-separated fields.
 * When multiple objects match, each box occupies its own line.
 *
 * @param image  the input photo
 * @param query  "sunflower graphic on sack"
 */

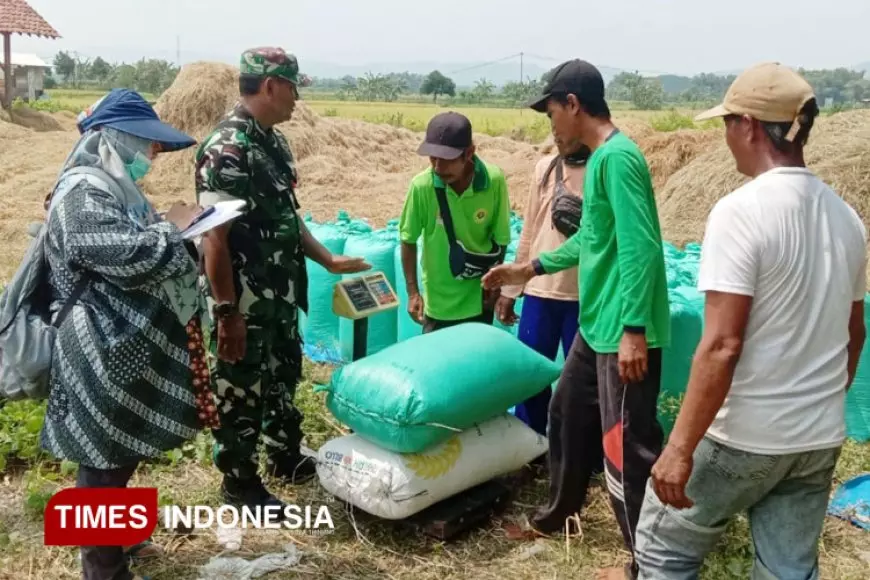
xmin=403 ymin=437 xmax=462 ymax=480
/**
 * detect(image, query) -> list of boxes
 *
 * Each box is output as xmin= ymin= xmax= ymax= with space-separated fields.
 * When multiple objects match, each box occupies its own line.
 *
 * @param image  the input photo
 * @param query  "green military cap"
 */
xmin=240 ymin=47 xmax=311 ymax=87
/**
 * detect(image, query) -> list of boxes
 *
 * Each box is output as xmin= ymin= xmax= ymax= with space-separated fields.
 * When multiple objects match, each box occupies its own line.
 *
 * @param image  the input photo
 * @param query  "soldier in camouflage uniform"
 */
xmin=195 ymin=47 xmax=369 ymax=510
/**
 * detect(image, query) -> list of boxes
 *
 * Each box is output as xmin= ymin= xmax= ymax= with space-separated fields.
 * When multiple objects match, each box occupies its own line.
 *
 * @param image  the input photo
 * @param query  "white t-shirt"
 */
xmin=698 ymin=166 xmax=867 ymax=455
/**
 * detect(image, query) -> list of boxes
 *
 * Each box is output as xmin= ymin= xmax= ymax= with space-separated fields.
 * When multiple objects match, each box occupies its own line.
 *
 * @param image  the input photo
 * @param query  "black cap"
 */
xmin=526 ymin=59 xmax=606 ymax=113
xmin=417 ymin=112 xmax=472 ymax=159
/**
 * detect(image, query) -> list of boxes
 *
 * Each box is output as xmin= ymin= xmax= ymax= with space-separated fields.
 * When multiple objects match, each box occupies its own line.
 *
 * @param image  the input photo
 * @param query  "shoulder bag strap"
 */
xmin=45 ymin=167 xmax=116 ymax=328
xmin=540 ymin=155 xmax=561 ymax=193
xmin=554 ymin=157 xmax=564 ymax=196
xmin=434 ymin=186 xmax=459 ymax=248
xmin=52 ymin=277 xmax=89 ymax=328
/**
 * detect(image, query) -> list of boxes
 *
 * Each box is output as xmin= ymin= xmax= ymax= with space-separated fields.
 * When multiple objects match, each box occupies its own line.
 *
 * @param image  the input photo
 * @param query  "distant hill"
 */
xmin=855 ymin=62 xmax=870 ymax=74
xmin=303 ymin=59 xmax=625 ymax=88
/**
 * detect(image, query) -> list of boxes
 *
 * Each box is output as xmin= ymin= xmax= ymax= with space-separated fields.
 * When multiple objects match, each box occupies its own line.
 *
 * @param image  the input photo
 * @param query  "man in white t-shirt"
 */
xmin=635 ymin=62 xmax=867 ymax=580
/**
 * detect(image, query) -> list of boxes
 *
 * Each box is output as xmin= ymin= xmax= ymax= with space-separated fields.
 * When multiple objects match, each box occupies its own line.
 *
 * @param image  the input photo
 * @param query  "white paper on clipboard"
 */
xmin=181 ymin=200 xmax=247 ymax=240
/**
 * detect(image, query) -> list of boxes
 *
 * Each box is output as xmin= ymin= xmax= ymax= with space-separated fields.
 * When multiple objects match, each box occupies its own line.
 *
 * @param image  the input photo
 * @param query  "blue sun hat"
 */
xmin=76 ymin=89 xmax=196 ymax=152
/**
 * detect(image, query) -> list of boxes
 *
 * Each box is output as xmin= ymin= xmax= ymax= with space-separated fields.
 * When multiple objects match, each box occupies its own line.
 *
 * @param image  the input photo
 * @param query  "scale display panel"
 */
xmin=333 ymin=272 xmax=400 ymax=320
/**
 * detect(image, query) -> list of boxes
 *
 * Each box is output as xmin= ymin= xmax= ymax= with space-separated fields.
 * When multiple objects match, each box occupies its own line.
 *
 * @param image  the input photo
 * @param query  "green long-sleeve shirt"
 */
xmin=536 ymin=131 xmax=670 ymax=353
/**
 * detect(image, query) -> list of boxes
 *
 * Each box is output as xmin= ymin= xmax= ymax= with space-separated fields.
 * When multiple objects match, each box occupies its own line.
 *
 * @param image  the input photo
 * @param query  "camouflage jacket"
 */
xmin=194 ymin=104 xmax=308 ymax=326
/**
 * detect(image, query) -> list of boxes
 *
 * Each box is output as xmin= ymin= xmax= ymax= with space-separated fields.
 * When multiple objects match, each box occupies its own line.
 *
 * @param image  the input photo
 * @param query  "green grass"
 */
xmin=303 ymin=98 xmax=707 ymax=140
xmin=41 ymin=89 xmax=158 ymax=113
xmin=31 ymin=89 xmax=708 ymax=140
xmin=649 ymin=109 xmax=724 ymax=132
xmin=1 ymin=360 xmax=869 ymax=579
xmin=303 ymin=99 xmax=554 ymax=140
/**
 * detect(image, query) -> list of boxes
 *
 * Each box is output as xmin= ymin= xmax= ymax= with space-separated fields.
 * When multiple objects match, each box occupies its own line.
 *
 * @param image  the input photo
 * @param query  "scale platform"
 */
xmin=402 ymin=479 xmax=513 ymax=541
xmin=330 ymin=273 xmax=531 ymax=541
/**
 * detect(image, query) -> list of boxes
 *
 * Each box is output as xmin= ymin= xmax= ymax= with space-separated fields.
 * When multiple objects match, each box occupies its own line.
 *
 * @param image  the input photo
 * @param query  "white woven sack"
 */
xmin=316 ymin=414 xmax=547 ymax=520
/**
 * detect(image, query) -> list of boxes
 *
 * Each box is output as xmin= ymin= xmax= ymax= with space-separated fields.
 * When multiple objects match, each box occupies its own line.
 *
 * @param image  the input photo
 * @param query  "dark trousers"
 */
xmin=210 ymin=326 xmax=304 ymax=483
xmin=513 ymin=295 xmax=579 ymax=435
xmin=422 ymin=307 xmax=494 ymax=333
xmin=76 ymin=463 xmax=139 ymax=580
xmin=533 ymin=332 xmax=662 ymax=577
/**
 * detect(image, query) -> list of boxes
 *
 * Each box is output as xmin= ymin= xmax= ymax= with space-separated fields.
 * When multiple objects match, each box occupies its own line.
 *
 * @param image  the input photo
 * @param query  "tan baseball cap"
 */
xmin=695 ymin=62 xmax=816 ymax=139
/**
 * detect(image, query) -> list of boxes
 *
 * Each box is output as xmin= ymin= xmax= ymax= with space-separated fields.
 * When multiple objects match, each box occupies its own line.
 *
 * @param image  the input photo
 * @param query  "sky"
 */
xmin=13 ymin=0 xmax=870 ymax=77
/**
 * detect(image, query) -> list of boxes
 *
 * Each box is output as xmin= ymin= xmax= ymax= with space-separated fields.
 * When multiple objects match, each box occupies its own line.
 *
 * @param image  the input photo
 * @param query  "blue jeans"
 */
xmin=635 ymin=437 xmax=841 ymax=580
xmin=513 ymin=295 xmax=579 ymax=435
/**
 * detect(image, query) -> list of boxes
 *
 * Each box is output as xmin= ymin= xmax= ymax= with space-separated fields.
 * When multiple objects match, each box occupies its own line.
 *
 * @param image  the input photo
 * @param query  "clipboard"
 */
xmin=181 ymin=200 xmax=248 ymax=240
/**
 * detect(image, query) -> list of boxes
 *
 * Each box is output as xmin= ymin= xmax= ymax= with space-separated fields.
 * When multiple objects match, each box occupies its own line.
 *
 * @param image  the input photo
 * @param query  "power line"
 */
xmin=523 ymin=53 xmax=562 ymax=63
xmin=448 ymin=53 xmax=522 ymax=75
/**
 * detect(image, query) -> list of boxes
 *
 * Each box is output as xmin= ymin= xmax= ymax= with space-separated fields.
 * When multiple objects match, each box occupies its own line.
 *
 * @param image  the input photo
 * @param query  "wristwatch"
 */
xmin=213 ymin=302 xmax=238 ymax=320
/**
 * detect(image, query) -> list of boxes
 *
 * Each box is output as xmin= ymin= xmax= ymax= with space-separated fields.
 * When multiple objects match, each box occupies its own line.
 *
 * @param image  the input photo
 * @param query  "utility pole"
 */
xmin=176 ymin=35 xmax=181 ymax=66
xmin=520 ymin=51 xmax=524 ymax=84
xmin=520 ymin=52 xmax=524 ymax=114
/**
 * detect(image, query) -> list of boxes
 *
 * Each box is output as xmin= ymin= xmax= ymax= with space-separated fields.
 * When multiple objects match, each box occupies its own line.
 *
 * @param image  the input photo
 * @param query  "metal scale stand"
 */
xmin=332 ymin=273 xmax=513 ymax=541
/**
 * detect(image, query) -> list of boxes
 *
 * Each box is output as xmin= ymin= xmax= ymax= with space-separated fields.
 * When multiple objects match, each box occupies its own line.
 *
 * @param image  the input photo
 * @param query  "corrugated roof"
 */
xmin=0 ymin=0 xmax=60 ymax=38
xmin=0 ymin=51 xmax=47 ymax=67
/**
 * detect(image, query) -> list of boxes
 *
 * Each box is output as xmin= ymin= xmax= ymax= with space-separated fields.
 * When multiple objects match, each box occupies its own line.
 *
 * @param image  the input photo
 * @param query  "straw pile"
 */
xmin=153 ymin=62 xmax=241 ymax=140
xmin=658 ymin=110 xmax=870 ymax=252
xmin=0 ymin=123 xmax=79 ymax=284
xmin=641 ymin=129 xmax=722 ymax=191
xmin=142 ymin=61 xmax=548 ymax=223
xmin=7 ymin=61 xmax=867 ymax=286
xmin=9 ymin=107 xmax=65 ymax=132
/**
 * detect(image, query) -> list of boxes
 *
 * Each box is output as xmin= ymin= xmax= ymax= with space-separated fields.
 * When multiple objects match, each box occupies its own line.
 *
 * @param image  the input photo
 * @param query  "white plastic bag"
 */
xmin=316 ymin=414 xmax=547 ymax=520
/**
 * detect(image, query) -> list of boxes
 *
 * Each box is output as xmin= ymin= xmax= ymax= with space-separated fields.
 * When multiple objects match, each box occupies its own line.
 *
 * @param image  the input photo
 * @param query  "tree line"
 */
xmin=51 ymin=51 xmax=180 ymax=96
xmin=310 ymin=67 xmax=870 ymax=109
xmin=607 ymin=68 xmax=870 ymax=109
xmin=47 ymin=50 xmax=869 ymax=110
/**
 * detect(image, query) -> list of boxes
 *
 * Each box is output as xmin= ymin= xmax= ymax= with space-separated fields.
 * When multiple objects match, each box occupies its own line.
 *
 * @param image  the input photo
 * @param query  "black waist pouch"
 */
xmin=550 ymin=158 xmax=583 ymax=238
xmin=435 ymin=186 xmax=505 ymax=280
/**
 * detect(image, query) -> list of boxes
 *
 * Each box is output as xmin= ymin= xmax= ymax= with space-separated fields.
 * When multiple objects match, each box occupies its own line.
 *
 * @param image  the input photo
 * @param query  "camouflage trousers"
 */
xmin=209 ymin=324 xmax=305 ymax=482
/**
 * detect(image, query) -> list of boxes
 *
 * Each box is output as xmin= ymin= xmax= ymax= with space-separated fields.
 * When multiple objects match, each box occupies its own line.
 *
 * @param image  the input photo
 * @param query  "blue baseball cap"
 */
xmin=77 ymin=89 xmax=196 ymax=152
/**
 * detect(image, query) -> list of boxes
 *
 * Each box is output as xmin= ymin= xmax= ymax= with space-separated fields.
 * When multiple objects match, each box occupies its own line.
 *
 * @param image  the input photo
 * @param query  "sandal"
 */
xmin=124 ymin=540 xmax=164 ymax=563
xmin=502 ymin=521 xmax=552 ymax=540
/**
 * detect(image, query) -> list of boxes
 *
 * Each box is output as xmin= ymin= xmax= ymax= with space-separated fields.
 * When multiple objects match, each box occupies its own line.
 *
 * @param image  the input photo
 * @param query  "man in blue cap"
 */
xmin=39 ymin=88 xmax=202 ymax=580
xmin=195 ymin=48 xmax=370 ymax=513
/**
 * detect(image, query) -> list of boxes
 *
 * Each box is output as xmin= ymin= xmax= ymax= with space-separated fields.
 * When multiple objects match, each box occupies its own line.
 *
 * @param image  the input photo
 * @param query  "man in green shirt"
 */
xmin=400 ymin=112 xmax=511 ymax=333
xmin=484 ymin=60 xmax=670 ymax=580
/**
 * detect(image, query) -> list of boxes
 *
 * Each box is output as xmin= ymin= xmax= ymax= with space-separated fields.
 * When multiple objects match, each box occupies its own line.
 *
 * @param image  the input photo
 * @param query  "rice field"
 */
xmin=44 ymin=89 xmax=706 ymax=140
xmin=42 ymin=89 xmax=158 ymax=112
xmin=303 ymin=98 xmax=706 ymax=140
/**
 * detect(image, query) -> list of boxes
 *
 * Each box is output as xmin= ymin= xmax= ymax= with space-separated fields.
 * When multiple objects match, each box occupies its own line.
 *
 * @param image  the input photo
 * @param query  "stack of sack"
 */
xmin=299 ymin=211 xmax=870 ymax=445
xmin=313 ymin=323 xmax=560 ymax=520
xmin=299 ymin=211 xmax=528 ymax=365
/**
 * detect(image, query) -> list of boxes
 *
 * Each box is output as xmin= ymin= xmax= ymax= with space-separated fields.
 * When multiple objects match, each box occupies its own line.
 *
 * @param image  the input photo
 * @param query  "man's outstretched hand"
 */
xmin=327 ymin=256 xmax=371 ymax=275
xmin=495 ymin=296 xmax=518 ymax=326
xmin=482 ymin=262 xmax=536 ymax=290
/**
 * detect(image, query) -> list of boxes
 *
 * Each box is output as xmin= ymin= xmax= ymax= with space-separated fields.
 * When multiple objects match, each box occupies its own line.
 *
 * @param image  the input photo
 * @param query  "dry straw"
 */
xmin=658 ymin=110 xmax=870 ymax=254
xmin=144 ymin=62 xmax=553 ymax=225
xmin=2 ymin=62 xmax=870 ymax=286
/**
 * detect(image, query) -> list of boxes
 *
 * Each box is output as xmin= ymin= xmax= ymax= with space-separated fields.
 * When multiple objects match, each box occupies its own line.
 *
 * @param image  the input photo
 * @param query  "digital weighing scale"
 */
xmin=332 ymin=272 xmax=400 ymax=361
xmin=330 ymin=272 xmax=515 ymax=540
